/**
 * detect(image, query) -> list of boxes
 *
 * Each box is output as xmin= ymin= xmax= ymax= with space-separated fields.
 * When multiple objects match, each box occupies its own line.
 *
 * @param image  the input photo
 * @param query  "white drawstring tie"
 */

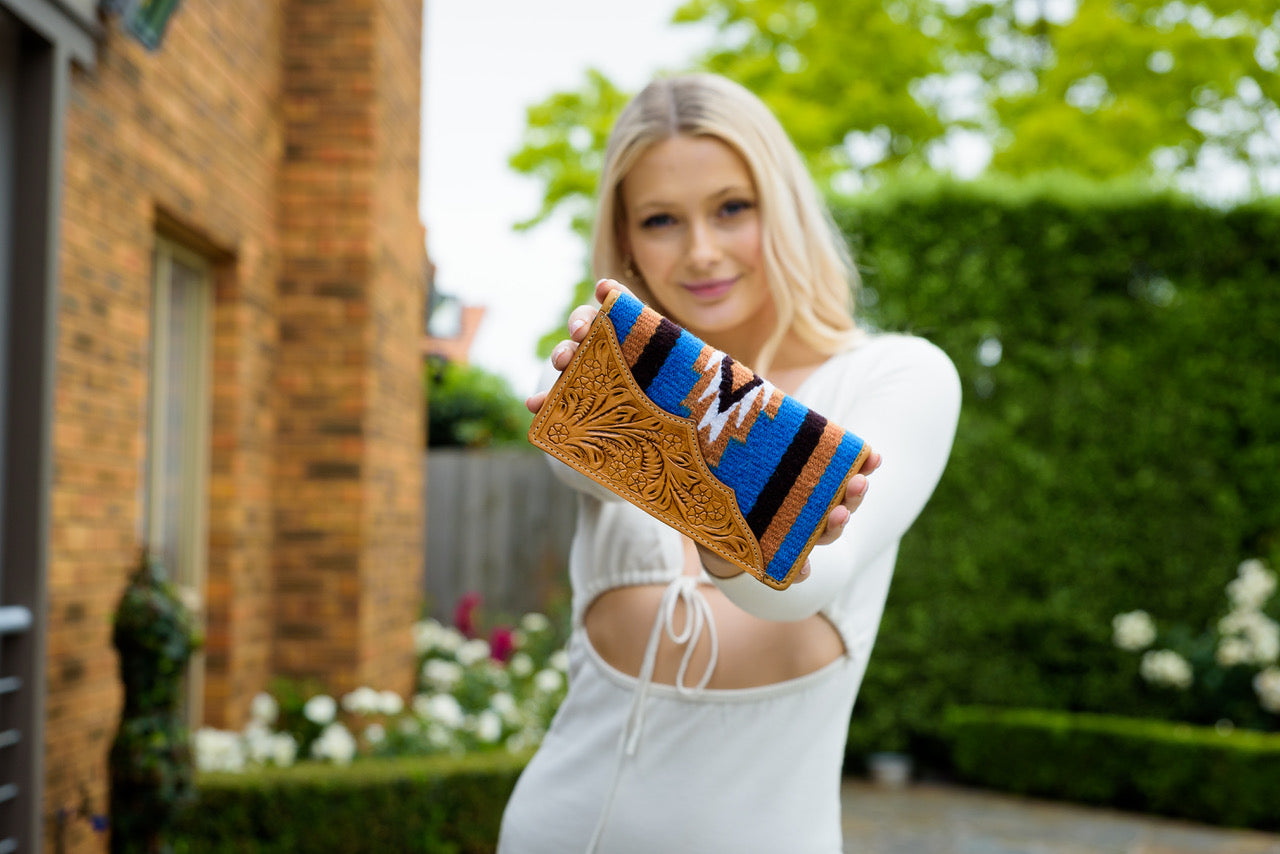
xmin=586 ymin=576 xmax=719 ymax=853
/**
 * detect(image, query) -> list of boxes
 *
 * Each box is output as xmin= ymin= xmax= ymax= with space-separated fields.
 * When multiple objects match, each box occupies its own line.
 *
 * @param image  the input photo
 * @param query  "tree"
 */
xmin=509 ymin=0 xmax=1279 ymax=346
xmin=425 ymin=359 xmax=533 ymax=449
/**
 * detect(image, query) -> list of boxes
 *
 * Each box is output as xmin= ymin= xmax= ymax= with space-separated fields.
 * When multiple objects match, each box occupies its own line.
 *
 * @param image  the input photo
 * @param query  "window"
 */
xmin=145 ymin=237 xmax=212 ymax=721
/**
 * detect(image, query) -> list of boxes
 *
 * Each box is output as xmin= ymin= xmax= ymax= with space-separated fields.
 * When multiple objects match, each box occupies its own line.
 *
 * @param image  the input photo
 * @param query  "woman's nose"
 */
xmin=687 ymin=220 xmax=722 ymax=269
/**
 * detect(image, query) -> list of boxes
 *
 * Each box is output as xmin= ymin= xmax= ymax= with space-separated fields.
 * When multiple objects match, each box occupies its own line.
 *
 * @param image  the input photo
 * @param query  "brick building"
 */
xmin=0 ymin=1 xmax=426 ymax=850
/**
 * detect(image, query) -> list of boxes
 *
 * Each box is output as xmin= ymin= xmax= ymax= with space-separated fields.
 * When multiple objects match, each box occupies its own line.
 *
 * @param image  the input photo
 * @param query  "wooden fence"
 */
xmin=423 ymin=449 xmax=577 ymax=624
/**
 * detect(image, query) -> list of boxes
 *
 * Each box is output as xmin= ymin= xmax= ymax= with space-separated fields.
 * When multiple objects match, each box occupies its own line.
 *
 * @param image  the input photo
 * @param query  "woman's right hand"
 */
xmin=526 ymin=278 xmax=629 ymax=414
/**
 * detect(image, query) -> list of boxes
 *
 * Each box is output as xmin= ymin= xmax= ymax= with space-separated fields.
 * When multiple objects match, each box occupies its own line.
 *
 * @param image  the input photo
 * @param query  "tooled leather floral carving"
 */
xmin=532 ymin=322 xmax=759 ymax=570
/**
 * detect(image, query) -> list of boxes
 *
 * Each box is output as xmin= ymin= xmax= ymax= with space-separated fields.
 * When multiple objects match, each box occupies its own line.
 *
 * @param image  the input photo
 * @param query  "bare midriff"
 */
xmin=583 ymin=537 xmax=845 ymax=690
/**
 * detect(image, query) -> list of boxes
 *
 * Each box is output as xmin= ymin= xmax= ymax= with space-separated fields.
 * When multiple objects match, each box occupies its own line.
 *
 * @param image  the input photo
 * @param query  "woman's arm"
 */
xmin=706 ymin=335 xmax=962 ymax=621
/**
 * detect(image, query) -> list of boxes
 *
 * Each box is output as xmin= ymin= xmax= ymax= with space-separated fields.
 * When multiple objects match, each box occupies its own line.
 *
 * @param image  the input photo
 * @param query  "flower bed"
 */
xmin=194 ymin=602 xmax=569 ymax=773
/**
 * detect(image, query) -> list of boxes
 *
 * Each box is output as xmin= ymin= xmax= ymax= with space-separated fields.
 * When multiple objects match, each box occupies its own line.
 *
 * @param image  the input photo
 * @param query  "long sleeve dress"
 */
xmin=498 ymin=332 xmax=962 ymax=854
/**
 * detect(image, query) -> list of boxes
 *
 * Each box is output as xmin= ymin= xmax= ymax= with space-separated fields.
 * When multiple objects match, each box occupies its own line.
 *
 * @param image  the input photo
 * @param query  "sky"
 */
xmin=420 ymin=2 xmax=712 ymax=397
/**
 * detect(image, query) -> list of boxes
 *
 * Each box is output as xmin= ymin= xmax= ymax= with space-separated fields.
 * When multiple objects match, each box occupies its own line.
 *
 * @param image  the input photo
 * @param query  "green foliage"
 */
xmin=944 ymin=706 xmax=1280 ymax=830
xmin=511 ymin=2 xmax=1279 ymax=352
xmin=838 ymin=180 xmax=1280 ymax=767
xmin=265 ymin=676 xmax=331 ymax=759
xmin=426 ymin=359 xmax=532 ymax=449
xmin=110 ymin=551 xmax=201 ymax=853
xmin=677 ymin=0 xmax=1278 ymax=182
xmin=173 ymin=752 xmax=530 ymax=853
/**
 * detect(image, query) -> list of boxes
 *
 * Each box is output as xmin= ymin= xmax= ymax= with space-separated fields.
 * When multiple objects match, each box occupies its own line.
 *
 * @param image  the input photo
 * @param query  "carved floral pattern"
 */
xmin=531 ymin=321 xmax=759 ymax=570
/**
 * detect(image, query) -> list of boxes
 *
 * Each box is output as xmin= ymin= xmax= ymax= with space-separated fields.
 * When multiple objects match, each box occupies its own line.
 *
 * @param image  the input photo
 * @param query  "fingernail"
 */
xmin=551 ymin=344 xmax=568 ymax=364
xmin=569 ymin=318 xmax=585 ymax=335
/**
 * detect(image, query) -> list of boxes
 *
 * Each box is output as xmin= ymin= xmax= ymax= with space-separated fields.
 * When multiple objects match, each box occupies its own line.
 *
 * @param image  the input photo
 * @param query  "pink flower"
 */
xmin=489 ymin=627 xmax=516 ymax=663
xmin=454 ymin=592 xmax=483 ymax=638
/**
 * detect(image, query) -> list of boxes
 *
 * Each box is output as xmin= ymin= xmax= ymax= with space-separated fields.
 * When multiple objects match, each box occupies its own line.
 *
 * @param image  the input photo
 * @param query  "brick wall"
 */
xmin=274 ymin=0 xmax=424 ymax=698
xmin=46 ymin=1 xmax=424 ymax=850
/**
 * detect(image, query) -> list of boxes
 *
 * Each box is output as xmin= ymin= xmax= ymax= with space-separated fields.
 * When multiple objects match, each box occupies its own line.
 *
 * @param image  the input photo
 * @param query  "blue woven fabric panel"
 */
xmin=644 ymin=330 xmax=704 ymax=417
xmin=764 ymin=434 xmax=864 ymax=581
xmin=608 ymin=292 xmax=643 ymax=341
xmin=711 ymin=395 xmax=806 ymax=516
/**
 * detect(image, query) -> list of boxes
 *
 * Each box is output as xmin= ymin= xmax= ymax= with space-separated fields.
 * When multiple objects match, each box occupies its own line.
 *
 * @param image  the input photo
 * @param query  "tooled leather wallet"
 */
xmin=528 ymin=289 xmax=869 ymax=590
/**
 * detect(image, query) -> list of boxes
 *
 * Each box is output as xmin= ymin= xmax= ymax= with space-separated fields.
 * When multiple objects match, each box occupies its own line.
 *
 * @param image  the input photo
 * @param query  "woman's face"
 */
xmin=620 ymin=135 xmax=772 ymax=352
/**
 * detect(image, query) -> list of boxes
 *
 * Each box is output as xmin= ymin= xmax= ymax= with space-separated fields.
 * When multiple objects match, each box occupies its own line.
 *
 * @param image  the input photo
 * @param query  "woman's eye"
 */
xmin=640 ymin=213 xmax=675 ymax=229
xmin=720 ymin=199 xmax=754 ymax=217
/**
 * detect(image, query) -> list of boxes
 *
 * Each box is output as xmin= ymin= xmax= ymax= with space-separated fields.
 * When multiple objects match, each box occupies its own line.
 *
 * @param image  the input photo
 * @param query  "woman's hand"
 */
xmin=526 ymin=278 xmax=629 ymax=415
xmin=531 ymin=276 xmax=883 ymax=586
xmin=699 ymin=448 xmax=881 ymax=584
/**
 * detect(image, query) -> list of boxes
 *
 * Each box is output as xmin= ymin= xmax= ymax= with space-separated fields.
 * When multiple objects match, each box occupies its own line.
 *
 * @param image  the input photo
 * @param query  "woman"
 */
xmin=501 ymin=73 xmax=961 ymax=853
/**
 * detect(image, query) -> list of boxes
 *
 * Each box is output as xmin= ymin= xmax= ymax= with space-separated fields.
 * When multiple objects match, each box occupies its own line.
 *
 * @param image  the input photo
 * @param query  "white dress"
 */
xmin=499 ymin=334 xmax=962 ymax=854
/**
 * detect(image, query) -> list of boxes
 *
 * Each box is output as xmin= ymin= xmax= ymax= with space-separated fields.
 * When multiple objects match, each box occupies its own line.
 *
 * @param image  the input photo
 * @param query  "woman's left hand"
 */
xmin=700 ymin=448 xmax=882 ymax=584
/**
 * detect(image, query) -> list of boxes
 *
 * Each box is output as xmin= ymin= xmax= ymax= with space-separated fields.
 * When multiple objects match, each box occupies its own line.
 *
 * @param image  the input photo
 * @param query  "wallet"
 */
xmin=528 ymin=289 xmax=869 ymax=590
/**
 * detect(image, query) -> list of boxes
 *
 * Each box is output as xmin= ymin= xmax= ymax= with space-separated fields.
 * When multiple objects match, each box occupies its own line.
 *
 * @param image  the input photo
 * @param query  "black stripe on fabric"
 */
xmin=745 ymin=410 xmax=828 ymax=538
xmin=716 ymin=357 xmax=763 ymax=414
xmin=630 ymin=318 xmax=681 ymax=390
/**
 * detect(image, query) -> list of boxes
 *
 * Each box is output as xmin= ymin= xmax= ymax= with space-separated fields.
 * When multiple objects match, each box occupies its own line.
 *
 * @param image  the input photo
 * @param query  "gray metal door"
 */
xmin=0 ymin=13 xmax=30 ymax=853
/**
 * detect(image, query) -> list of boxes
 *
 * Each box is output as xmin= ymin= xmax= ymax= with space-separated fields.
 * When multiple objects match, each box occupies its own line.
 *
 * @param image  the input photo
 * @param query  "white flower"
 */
xmin=1218 ymin=609 xmax=1280 ymax=666
xmin=311 ymin=722 xmax=358 ymax=765
xmin=364 ymin=723 xmax=387 ymax=744
xmin=412 ymin=619 xmax=444 ymax=654
xmin=521 ymin=612 xmax=551 ymax=633
xmin=1228 ymin=559 xmax=1277 ymax=610
xmin=270 ymin=733 xmax=298 ymax=767
xmin=243 ymin=721 xmax=276 ymax=765
xmin=426 ymin=723 xmax=453 ymax=749
xmin=457 ymin=638 xmax=491 ymax=667
xmin=423 ymin=658 xmax=463 ymax=690
xmin=475 ymin=709 xmax=503 ymax=743
xmin=509 ymin=652 xmax=534 ymax=679
xmin=397 ymin=716 xmax=421 ymax=736
xmin=1217 ymin=637 xmax=1252 ymax=667
xmin=549 ymin=650 xmax=570 ymax=673
xmin=533 ymin=669 xmax=563 ymax=695
xmin=377 ymin=690 xmax=404 ymax=716
xmin=1254 ymin=667 xmax=1280 ymax=713
xmin=341 ymin=686 xmax=381 ymax=715
xmin=490 ymin=691 xmax=519 ymax=722
xmin=303 ymin=694 xmax=337 ymax=725
xmin=1140 ymin=649 xmax=1194 ymax=690
xmin=435 ymin=626 xmax=465 ymax=653
xmin=422 ymin=693 xmax=464 ymax=729
xmin=194 ymin=727 xmax=245 ymax=773
xmin=1112 ymin=610 xmax=1157 ymax=652
xmin=249 ymin=692 xmax=278 ymax=725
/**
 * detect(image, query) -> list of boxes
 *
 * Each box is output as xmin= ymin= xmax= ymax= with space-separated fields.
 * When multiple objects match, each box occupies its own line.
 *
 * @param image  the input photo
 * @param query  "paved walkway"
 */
xmin=841 ymin=780 xmax=1280 ymax=853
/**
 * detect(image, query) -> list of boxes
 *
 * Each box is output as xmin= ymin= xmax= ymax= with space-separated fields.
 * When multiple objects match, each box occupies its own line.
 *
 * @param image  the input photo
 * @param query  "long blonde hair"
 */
xmin=591 ymin=73 xmax=860 ymax=371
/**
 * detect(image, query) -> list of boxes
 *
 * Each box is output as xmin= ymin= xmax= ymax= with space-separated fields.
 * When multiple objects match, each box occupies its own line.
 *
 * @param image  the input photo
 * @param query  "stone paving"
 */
xmin=841 ymin=780 xmax=1280 ymax=854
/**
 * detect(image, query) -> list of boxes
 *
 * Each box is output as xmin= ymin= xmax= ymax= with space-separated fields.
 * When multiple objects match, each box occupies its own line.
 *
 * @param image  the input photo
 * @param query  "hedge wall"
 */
xmin=833 ymin=180 xmax=1280 ymax=762
xmin=945 ymin=705 xmax=1280 ymax=830
xmin=172 ymin=752 xmax=529 ymax=853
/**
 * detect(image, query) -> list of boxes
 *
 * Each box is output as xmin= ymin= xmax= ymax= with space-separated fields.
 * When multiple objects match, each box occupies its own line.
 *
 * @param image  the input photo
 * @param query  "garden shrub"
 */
xmin=173 ymin=752 xmax=530 ymax=853
xmin=834 ymin=179 xmax=1280 ymax=764
xmin=426 ymin=358 xmax=532 ymax=448
xmin=944 ymin=705 xmax=1280 ymax=830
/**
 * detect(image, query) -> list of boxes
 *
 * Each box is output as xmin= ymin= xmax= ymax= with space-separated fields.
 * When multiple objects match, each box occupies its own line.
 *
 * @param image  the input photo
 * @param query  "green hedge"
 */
xmin=833 ymin=179 xmax=1280 ymax=762
xmin=944 ymin=705 xmax=1280 ymax=830
xmin=172 ymin=752 xmax=529 ymax=853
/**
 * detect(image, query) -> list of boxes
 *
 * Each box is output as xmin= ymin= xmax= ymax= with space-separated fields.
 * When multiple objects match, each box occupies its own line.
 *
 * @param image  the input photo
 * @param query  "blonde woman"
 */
xmin=502 ymin=73 xmax=961 ymax=854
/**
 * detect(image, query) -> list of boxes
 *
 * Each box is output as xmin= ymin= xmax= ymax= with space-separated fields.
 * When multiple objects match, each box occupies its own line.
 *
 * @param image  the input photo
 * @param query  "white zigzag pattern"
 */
xmin=695 ymin=351 xmax=776 ymax=445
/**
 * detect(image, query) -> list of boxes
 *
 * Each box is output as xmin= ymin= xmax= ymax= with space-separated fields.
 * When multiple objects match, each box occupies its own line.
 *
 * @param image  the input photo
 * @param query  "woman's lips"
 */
xmin=682 ymin=277 xmax=736 ymax=300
